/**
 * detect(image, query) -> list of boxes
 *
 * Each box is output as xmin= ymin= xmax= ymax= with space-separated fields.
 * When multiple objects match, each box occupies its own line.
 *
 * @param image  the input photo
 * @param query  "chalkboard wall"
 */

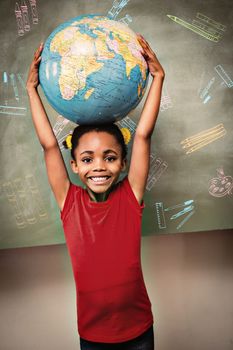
xmin=0 ymin=0 xmax=232 ymax=249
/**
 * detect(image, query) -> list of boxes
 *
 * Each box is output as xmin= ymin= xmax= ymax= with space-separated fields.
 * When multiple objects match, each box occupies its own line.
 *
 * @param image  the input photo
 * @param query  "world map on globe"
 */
xmin=39 ymin=14 xmax=149 ymax=124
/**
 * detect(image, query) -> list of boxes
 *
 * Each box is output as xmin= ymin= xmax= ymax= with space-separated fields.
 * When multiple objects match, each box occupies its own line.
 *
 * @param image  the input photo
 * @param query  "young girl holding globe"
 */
xmin=27 ymin=34 xmax=164 ymax=350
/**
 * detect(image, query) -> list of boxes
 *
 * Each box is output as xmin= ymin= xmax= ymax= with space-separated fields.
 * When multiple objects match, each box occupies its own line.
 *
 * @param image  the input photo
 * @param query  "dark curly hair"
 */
xmin=63 ymin=123 xmax=127 ymax=161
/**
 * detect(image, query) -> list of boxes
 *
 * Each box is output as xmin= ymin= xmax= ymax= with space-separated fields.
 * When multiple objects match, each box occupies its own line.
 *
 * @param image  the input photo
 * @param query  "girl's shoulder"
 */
xmin=119 ymin=176 xmax=145 ymax=211
xmin=60 ymin=182 xmax=82 ymax=219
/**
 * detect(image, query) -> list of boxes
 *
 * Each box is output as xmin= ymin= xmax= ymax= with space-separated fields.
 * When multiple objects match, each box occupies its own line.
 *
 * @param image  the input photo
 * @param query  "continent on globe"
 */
xmin=39 ymin=14 xmax=149 ymax=125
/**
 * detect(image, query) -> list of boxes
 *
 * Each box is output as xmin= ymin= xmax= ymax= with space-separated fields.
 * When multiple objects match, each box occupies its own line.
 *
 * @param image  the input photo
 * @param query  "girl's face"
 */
xmin=71 ymin=131 xmax=126 ymax=194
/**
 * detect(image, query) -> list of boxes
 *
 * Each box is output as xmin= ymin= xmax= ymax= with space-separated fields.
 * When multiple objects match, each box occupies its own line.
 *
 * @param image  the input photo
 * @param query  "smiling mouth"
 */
xmin=88 ymin=176 xmax=111 ymax=183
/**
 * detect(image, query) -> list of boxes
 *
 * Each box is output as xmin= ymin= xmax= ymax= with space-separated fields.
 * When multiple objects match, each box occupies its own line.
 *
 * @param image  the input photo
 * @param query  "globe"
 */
xmin=39 ymin=14 xmax=149 ymax=125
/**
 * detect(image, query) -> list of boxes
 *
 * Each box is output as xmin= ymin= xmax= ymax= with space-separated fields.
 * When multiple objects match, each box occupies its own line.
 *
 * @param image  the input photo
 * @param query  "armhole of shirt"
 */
xmin=122 ymin=176 xmax=145 ymax=213
xmin=60 ymin=182 xmax=78 ymax=221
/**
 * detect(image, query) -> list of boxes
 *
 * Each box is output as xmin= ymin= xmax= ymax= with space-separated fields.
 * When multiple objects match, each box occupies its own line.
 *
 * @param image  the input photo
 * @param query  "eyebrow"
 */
xmin=80 ymin=149 xmax=118 ymax=156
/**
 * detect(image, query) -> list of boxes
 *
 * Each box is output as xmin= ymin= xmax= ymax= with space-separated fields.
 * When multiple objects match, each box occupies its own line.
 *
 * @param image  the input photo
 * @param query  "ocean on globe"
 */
xmin=39 ymin=14 xmax=149 ymax=125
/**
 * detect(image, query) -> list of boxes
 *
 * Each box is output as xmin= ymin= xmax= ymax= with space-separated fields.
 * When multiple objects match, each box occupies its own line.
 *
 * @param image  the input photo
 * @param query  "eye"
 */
xmin=82 ymin=157 xmax=92 ymax=163
xmin=105 ymin=156 xmax=117 ymax=162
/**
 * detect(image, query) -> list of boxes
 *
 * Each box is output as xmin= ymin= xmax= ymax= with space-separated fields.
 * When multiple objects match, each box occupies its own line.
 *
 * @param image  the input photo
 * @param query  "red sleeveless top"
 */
xmin=61 ymin=176 xmax=154 ymax=343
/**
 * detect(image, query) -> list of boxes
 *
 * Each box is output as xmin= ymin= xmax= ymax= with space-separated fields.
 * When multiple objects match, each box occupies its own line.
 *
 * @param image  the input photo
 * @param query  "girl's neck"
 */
xmin=86 ymin=185 xmax=114 ymax=202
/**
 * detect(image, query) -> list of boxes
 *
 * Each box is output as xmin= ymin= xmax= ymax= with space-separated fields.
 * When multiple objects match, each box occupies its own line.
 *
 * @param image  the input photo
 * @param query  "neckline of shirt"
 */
xmin=83 ymin=185 xmax=116 ymax=206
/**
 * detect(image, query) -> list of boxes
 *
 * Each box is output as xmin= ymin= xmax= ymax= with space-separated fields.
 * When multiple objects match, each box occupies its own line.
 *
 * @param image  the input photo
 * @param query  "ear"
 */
xmin=70 ymin=159 xmax=79 ymax=174
xmin=121 ymin=158 xmax=127 ymax=172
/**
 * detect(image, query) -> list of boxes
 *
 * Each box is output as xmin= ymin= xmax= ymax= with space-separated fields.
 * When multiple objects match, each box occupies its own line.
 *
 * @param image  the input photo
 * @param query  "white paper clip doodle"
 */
xmin=214 ymin=65 xmax=233 ymax=88
xmin=29 ymin=0 xmax=39 ymax=24
xmin=20 ymin=0 xmax=30 ymax=31
xmin=26 ymin=175 xmax=48 ymax=220
xmin=15 ymin=3 xmax=24 ymax=36
xmin=119 ymin=14 xmax=132 ymax=26
xmin=160 ymin=85 xmax=173 ymax=112
xmin=14 ymin=178 xmax=37 ymax=224
xmin=146 ymin=156 xmax=168 ymax=191
xmin=53 ymin=115 xmax=70 ymax=137
xmin=2 ymin=181 xmax=26 ymax=229
xmin=108 ymin=0 xmax=130 ymax=19
xmin=117 ymin=116 xmax=137 ymax=135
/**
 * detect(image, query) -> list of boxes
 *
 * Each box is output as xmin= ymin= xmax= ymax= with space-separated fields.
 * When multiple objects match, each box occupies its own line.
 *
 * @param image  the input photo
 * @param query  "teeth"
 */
xmin=90 ymin=177 xmax=109 ymax=182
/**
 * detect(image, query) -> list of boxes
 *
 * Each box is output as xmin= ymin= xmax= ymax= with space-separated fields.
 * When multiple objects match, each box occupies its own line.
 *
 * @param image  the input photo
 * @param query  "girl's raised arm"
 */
xmin=26 ymin=44 xmax=70 ymax=211
xmin=128 ymin=35 xmax=165 ymax=205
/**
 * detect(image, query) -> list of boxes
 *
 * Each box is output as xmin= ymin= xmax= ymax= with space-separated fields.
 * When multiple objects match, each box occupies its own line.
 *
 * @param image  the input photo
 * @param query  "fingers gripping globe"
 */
xmin=39 ymin=14 xmax=149 ymax=125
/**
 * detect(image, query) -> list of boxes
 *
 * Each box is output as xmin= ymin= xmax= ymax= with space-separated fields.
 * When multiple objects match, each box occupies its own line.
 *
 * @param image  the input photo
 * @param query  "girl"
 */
xmin=27 ymin=34 xmax=165 ymax=350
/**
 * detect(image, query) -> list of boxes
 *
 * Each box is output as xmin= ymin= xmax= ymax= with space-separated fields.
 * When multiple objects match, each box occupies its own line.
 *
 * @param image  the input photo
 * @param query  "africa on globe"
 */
xmin=39 ymin=14 xmax=149 ymax=125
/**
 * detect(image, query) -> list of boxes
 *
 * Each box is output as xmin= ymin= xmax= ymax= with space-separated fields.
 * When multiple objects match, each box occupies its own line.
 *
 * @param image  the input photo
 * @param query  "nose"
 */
xmin=93 ymin=158 xmax=106 ymax=171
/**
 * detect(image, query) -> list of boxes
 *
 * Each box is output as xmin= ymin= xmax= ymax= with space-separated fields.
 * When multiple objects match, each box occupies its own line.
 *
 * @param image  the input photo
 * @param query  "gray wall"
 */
xmin=1 ymin=0 xmax=233 ymax=249
xmin=1 ymin=229 xmax=233 ymax=350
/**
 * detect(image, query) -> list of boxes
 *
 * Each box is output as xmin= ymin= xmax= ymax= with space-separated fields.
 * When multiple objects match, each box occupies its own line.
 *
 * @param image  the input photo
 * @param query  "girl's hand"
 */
xmin=26 ymin=43 xmax=43 ymax=92
xmin=137 ymin=34 xmax=165 ymax=78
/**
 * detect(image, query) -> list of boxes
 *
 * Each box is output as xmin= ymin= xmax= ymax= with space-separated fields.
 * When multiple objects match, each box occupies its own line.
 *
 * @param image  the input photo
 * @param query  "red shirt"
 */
xmin=61 ymin=176 xmax=154 ymax=343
